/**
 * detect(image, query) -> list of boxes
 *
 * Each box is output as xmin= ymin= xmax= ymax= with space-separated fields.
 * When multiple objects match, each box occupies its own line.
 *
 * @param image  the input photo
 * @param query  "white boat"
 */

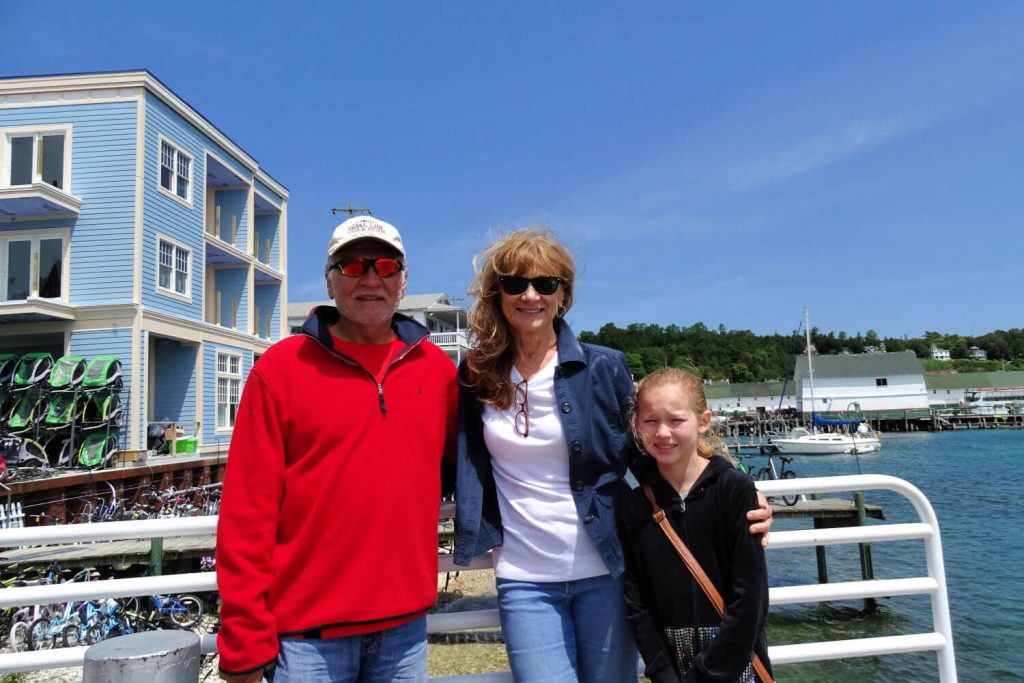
xmin=773 ymin=422 xmax=881 ymax=455
xmin=963 ymin=387 xmax=1024 ymax=417
xmin=771 ymin=308 xmax=882 ymax=456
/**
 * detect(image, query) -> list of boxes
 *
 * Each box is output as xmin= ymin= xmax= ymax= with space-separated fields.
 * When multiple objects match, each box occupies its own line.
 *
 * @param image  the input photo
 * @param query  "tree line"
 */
xmin=576 ymin=323 xmax=1024 ymax=381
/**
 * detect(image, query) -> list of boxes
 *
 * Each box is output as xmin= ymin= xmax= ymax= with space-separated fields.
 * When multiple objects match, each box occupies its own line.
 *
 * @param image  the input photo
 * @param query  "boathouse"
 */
xmin=704 ymin=380 xmax=796 ymax=415
xmin=794 ymin=349 xmax=929 ymax=418
xmin=0 ymin=70 xmax=288 ymax=453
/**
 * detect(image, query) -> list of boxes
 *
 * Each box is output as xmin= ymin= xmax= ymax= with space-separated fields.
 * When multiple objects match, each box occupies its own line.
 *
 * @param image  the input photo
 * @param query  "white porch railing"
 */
xmin=429 ymin=331 xmax=468 ymax=348
xmin=0 ymin=475 xmax=957 ymax=682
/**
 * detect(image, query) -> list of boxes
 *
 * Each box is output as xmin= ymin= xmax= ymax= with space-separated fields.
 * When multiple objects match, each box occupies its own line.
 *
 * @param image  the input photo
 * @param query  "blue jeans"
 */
xmin=273 ymin=616 xmax=427 ymax=683
xmin=496 ymin=574 xmax=638 ymax=683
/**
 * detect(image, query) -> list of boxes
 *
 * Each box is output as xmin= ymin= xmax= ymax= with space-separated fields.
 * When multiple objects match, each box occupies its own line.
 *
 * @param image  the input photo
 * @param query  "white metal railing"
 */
xmin=0 ymin=475 xmax=956 ymax=681
xmin=429 ymin=331 xmax=468 ymax=347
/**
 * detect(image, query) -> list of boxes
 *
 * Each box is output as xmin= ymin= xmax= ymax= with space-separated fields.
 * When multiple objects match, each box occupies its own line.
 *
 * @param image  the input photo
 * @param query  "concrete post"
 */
xmin=84 ymin=630 xmax=200 ymax=683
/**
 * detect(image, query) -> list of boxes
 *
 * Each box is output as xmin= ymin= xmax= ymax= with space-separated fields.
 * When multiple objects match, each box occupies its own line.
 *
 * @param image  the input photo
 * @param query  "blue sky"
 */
xmin=5 ymin=2 xmax=1022 ymax=338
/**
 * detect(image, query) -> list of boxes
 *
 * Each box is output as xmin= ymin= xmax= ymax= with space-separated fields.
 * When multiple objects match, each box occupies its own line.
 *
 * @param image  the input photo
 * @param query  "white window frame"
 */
xmin=1 ymin=124 xmax=73 ymax=192
xmin=155 ymin=233 xmax=192 ymax=302
xmin=157 ymin=135 xmax=193 ymax=207
xmin=0 ymin=228 xmax=70 ymax=302
xmin=215 ymin=351 xmax=243 ymax=432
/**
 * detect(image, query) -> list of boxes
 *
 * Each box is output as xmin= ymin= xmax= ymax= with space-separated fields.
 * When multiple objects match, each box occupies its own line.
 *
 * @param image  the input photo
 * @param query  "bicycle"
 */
xmin=753 ymin=452 xmax=800 ymax=507
xmin=149 ymin=593 xmax=204 ymax=629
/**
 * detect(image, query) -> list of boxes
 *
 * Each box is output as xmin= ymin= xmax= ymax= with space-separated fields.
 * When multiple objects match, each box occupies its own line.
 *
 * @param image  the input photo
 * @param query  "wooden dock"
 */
xmin=771 ymin=496 xmax=885 ymax=522
xmin=0 ymin=535 xmax=216 ymax=569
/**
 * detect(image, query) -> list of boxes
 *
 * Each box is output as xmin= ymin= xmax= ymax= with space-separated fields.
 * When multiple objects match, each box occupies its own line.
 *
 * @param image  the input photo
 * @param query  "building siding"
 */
xmin=141 ymin=93 xmax=207 ymax=320
xmin=151 ymin=338 xmax=198 ymax=440
xmin=201 ymin=342 xmax=251 ymax=446
xmin=254 ymin=179 xmax=283 ymax=207
xmin=253 ymin=213 xmax=280 ymax=270
xmin=254 ymin=283 xmax=281 ymax=341
xmin=68 ymin=328 xmax=135 ymax=445
xmin=0 ymin=101 xmax=138 ymax=305
xmin=211 ymin=188 xmax=249 ymax=252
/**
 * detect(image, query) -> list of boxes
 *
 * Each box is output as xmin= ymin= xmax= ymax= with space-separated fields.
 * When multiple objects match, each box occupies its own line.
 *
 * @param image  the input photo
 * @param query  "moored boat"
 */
xmin=772 ymin=307 xmax=883 ymax=455
xmin=772 ymin=420 xmax=881 ymax=455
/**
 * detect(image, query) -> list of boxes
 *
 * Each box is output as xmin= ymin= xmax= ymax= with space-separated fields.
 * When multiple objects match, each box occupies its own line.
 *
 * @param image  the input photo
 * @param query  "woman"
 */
xmin=453 ymin=228 xmax=771 ymax=683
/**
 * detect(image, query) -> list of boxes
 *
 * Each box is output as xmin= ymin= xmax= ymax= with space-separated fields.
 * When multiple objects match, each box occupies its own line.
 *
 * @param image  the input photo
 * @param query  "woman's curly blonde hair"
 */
xmin=464 ymin=227 xmax=575 ymax=409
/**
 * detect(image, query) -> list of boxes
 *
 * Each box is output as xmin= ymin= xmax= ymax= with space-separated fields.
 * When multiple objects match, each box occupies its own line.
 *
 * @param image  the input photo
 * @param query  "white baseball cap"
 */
xmin=326 ymin=215 xmax=405 ymax=260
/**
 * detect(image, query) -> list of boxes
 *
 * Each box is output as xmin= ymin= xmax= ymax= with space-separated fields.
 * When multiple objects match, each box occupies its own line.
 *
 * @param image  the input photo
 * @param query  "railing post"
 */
xmin=151 ymin=538 xmax=164 ymax=575
xmin=854 ymin=491 xmax=876 ymax=611
xmin=84 ymin=630 xmax=200 ymax=682
xmin=810 ymin=492 xmax=829 ymax=584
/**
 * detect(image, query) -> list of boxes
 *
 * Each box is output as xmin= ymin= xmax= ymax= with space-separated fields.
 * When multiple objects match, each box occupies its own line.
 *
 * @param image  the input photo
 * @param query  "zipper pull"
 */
xmin=377 ymin=383 xmax=387 ymax=412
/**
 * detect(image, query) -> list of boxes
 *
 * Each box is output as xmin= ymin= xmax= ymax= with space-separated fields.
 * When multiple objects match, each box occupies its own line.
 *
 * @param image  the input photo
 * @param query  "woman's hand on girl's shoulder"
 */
xmin=747 ymin=491 xmax=773 ymax=548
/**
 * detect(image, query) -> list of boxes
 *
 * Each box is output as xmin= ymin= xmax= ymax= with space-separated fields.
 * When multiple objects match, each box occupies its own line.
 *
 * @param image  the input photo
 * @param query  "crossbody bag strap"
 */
xmin=642 ymin=484 xmax=774 ymax=683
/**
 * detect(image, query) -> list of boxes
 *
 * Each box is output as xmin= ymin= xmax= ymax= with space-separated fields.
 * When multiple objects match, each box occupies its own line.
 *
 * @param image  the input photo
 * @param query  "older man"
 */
xmin=217 ymin=216 xmax=458 ymax=682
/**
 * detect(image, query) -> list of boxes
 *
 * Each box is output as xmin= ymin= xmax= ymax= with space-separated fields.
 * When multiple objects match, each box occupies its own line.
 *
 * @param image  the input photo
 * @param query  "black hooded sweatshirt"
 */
xmin=616 ymin=455 xmax=772 ymax=683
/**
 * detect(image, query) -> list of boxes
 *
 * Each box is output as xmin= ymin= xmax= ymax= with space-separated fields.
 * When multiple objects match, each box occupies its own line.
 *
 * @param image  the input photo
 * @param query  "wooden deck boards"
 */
xmin=0 ymin=535 xmax=216 ymax=568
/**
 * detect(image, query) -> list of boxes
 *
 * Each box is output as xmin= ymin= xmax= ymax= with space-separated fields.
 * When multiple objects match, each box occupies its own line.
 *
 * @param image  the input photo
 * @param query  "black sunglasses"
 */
xmin=498 ymin=275 xmax=564 ymax=296
xmin=329 ymin=257 xmax=405 ymax=278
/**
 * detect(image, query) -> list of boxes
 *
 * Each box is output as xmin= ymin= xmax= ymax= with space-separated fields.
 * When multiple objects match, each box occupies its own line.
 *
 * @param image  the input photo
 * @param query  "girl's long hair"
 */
xmin=465 ymin=227 xmax=575 ymax=409
xmin=631 ymin=367 xmax=731 ymax=461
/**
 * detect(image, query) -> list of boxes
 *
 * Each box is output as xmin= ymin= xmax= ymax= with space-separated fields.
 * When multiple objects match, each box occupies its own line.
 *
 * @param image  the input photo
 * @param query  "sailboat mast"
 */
xmin=804 ymin=306 xmax=815 ymax=426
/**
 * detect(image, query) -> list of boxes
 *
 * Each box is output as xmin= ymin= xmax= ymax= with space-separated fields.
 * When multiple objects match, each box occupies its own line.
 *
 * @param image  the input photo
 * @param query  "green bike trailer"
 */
xmin=81 ymin=357 xmax=122 ymax=391
xmin=48 ymin=356 xmax=87 ymax=390
xmin=12 ymin=353 xmax=53 ymax=389
xmin=0 ymin=355 xmax=18 ymax=386
xmin=77 ymin=432 xmax=119 ymax=469
xmin=81 ymin=393 xmax=122 ymax=427
xmin=43 ymin=392 xmax=83 ymax=429
xmin=5 ymin=394 xmax=46 ymax=434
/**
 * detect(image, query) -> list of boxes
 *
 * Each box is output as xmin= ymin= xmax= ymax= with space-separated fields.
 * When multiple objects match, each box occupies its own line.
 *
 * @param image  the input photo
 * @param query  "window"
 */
xmin=1 ymin=232 xmax=66 ymax=301
xmin=875 ymin=378 xmax=888 ymax=387
xmin=157 ymin=237 xmax=190 ymax=297
xmin=4 ymin=129 xmax=68 ymax=189
xmin=216 ymin=352 xmax=242 ymax=430
xmin=159 ymin=139 xmax=191 ymax=202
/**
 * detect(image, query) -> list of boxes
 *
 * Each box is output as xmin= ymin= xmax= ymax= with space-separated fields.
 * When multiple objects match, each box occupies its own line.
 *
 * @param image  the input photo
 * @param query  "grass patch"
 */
xmin=428 ymin=641 xmax=509 ymax=677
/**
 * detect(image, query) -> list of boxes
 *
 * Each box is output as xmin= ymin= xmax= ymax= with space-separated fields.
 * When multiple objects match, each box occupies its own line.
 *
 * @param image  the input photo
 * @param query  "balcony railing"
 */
xmin=429 ymin=331 xmax=468 ymax=348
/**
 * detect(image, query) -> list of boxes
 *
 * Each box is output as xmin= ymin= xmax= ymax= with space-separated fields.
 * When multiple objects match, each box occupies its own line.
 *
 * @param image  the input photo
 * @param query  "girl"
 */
xmin=616 ymin=368 xmax=772 ymax=683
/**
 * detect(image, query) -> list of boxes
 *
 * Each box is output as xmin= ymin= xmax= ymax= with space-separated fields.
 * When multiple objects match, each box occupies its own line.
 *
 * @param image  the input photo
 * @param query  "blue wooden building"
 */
xmin=0 ymin=70 xmax=288 ymax=453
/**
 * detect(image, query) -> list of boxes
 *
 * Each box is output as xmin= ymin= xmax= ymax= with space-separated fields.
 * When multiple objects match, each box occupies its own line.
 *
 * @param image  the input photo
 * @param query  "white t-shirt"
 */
xmin=482 ymin=354 xmax=608 ymax=581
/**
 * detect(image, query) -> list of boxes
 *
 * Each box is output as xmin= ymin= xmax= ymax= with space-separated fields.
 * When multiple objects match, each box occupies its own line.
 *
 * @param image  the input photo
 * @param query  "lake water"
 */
xmin=761 ymin=429 xmax=1023 ymax=681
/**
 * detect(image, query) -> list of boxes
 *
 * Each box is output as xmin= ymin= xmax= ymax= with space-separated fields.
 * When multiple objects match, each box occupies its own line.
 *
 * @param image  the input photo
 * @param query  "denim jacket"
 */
xmin=453 ymin=319 xmax=638 ymax=578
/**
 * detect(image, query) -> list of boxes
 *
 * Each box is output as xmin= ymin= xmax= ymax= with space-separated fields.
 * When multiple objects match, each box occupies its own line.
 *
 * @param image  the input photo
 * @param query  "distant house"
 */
xmin=0 ymin=70 xmax=287 ymax=452
xmin=793 ymin=350 xmax=928 ymax=416
xmin=969 ymin=346 xmax=988 ymax=361
xmin=930 ymin=345 xmax=951 ymax=361
xmin=288 ymin=293 xmax=469 ymax=363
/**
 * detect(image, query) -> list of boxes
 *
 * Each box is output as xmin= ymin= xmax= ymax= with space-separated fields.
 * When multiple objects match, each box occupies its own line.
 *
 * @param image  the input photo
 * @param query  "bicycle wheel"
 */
xmin=167 ymin=595 xmax=203 ymax=629
xmin=9 ymin=619 xmax=30 ymax=652
xmin=781 ymin=470 xmax=799 ymax=506
xmin=27 ymin=618 xmax=53 ymax=650
xmin=62 ymin=624 xmax=82 ymax=648
xmin=85 ymin=624 xmax=103 ymax=645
